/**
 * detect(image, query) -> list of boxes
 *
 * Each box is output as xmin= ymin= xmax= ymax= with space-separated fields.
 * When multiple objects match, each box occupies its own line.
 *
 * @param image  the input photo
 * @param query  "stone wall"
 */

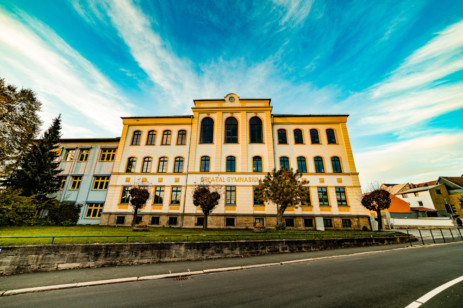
xmin=0 ymin=237 xmax=409 ymax=275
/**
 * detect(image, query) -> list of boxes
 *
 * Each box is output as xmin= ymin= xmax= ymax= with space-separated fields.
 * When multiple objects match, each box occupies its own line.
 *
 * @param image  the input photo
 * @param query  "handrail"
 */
xmin=0 ymin=232 xmax=402 ymax=244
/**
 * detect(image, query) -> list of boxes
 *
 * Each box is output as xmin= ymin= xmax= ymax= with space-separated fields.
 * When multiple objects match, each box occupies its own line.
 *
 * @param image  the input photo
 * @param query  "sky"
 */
xmin=1 ymin=0 xmax=462 ymax=188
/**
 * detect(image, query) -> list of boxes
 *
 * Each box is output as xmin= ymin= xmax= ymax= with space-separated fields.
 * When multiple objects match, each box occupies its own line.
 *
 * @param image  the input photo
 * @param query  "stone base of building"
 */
xmin=100 ymin=213 xmax=371 ymax=231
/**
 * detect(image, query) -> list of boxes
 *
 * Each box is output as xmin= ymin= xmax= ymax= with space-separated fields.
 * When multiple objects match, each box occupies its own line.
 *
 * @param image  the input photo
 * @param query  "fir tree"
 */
xmin=6 ymin=116 xmax=62 ymax=200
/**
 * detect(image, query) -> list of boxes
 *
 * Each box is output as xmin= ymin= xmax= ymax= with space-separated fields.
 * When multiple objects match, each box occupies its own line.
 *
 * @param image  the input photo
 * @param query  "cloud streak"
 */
xmin=0 ymin=7 xmax=132 ymax=136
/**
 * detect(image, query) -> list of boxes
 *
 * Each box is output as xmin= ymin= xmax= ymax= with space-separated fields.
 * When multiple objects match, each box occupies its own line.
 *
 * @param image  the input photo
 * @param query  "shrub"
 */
xmin=275 ymin=222 xmax=286 ymax=230
xmin=46 ymin=200 xmax=82 ymax=225
xmin=0 ymin=189 xmax=38 ymax=226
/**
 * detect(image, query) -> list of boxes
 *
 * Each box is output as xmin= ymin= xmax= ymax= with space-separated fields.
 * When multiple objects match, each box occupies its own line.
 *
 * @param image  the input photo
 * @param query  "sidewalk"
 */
xmin=0 ymin=243 xmax=410 ymax=292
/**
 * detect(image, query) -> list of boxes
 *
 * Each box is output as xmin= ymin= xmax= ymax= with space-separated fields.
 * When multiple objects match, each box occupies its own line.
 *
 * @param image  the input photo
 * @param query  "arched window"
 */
xmin=226 ymin=156 xmax=236 ymax=172
xmin=157 ymin=157 xmax=168 ymax=173
xmin=314 ymin=156 xmax=324 ymax=173
xmin=331 ymin=156 xmax=342 ymax=173
xmin=253 ymin=156 xmax=262 ymax=173
xmin=161 ymin=130 xmax=171 ymax=145
xmin=249 ymin=117 xmax=263 ymax=143
xmin=126 ymin=157 xmax=136 ymax=173
xmin=224 ymin=117 xmax=238 ymax=143
xmin=294 ymin=129 xmax=303 ymax=144
xmin=297 ymin=157 xmax=307 ymax=173
xmin=177 ymin=130 xmax=187 ymax=145
xmin=146 ymin=130 xmax=156 ymax=145
xmin=310 ymin=129 xmax=320 ymax=144
xmin=280 ymin=156 xmax=290 ymax=170
xmin=131 ymin=131 xmax=141 ymax=145
xmin=200 ymin=156 xmax=210 ymax=172
xmin=141 ymin=157 xmax=152 ymax=173
xmin=173 ymin=157 xmax=184 ymax=173
xmin=326 ymin=129 xmax=336 ymax=144
xmin=277 ymin=129 xmax=287 ymax=144
xmin=200 ymin=117 xmax=214 ymax=143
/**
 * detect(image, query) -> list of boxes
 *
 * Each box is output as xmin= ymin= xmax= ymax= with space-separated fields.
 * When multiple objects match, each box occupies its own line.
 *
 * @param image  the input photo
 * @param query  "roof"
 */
xmin=440 ymin=177 xmax=463 ymax=188
xmin=382 ymin=183 xmax=409 ymax=195
xmin=401 ymin=185 xmax=439 ymax=194
xmin=410 ymin=181 xmax=437 ymax=188
xmin=411 ymin=207 xmax=437 ymax=211
xmin=60 ymin=138 xmax=120 ymax=143
xmin=272 ymin=114 xmax=349 ymax=118
xmin=121 ymin=115 xmax=193 ymax=119
xmin=388 ymin=195 xmax=411 ymax=213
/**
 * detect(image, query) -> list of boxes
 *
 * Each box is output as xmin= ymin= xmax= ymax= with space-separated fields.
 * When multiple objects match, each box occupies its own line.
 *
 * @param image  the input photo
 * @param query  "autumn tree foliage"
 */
xmin=361 ymin=189 xmax=391 ymax=231
xmin=129 ymin=187 xmax=150 ymax=226
xmin=258 ymin=168 xmax=308 ymax=228
xmin=193 ymin=186 xmax=221 ymax=229
xmin=0 ymin=78 xmax=42 ymax=176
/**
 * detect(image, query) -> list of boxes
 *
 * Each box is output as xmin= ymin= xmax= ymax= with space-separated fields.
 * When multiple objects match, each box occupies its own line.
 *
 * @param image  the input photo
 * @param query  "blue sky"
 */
xmin=1 ymin=0 xmax=462 ymax=187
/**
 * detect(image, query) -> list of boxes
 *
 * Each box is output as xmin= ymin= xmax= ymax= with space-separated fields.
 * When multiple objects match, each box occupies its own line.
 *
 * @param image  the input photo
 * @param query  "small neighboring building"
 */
xmin=436 ymin=176 xmax=463 ymax=221
xmin=395 ymin=185 xmax=448 ymax=217
xmin=53 ymin=138 xmax=119 ymax=224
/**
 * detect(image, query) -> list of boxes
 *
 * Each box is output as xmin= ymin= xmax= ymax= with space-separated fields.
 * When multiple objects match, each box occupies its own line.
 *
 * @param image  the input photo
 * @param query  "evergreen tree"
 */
xmin=6 ymin=116 xmax=62 ymax=200
xmin=258 ymin=168 xmax=308 ymax=228
xmin=0 ymin=78 xmax=42 ymax=176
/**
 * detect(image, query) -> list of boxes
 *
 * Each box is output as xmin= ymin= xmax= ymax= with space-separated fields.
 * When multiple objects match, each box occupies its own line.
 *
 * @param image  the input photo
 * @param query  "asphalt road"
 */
xmin=1 ymin=243 xmax=462 ymax=307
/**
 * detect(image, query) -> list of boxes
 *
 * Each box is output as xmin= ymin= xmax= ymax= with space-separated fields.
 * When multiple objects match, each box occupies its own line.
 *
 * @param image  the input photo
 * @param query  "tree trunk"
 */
xmin=376 ymin=209 xmax=383 ymax=231
xmin=276 ymin=205 xmax=286 ymax=226
xmin=203 ymin=214 xmax=208 ymax=230
xmin=132 ymin=207 xmax=139 ymax=226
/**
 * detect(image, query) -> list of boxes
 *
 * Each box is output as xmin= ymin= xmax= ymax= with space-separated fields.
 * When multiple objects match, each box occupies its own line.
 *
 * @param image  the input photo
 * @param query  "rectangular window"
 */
xmin=414 ymin=192 xmax=419 ymax=197
xmin=153 ymin=186 xmax=165 ymax=204
xmin=79 ymin=149 xmax=89 ymax=161
xmin=93 ymin=176 xmax=110 ymax=190
xmin=323 ymin=218 xmax=333 ymax=228
xmin=100 ymin=149 xmax=116 ymax=161
xmin=418 ymin=201 xmax=423 ymax=206
xmin=304 ymin=218 xmax=314 ymax=228
xmin=168 ymin=217 xmax=178 ymax=226
xmin=318 ymin=187 xmax=329 ymax=206
xmin=402 ymin=194 xmax=408 ymax=198
xmin=170 ymin=186 xmax=181 ymax=205
xmin=59 ymin=176 xmax=67 ymax=190
xmin=285 ymin=218 xmax=294 ymax=227
xmin=226 ymin=186 xmax=236 ymax=205
xmin=116 ymin=216 xmax=125 ymax=225
xmin=436 ymin=189 xmax=441 ymax=195
xmin=70 ymin=176 xmax=82 ymax=190
xmin=336 ymin=187 xmax=348 ymax=206
xmin=303 ymin=187 xmax=311 ymax=206
xmin=150 ymin=216 xmax=160 ymax=225
xmin=255 ymin=218 xmax=264 ymax=226
xmin=253 ymin=187 xmax=264 ymax=205
xmin=65 ymin=149 xmax=75 ymax=161
xmin=135 ymin=216 xmax=142 ymax=224
xmin=226 ymin=218 xmax=235 ymax=227
xmin=120 ymin=186 xmax=130 ymax=204
xmin=196 ymin=217 xmax=204 ymax=226
xmin=342 ymin=219 xmax=351 ymax=228
xmin=85 ymin=203 xmax=103 ymax=219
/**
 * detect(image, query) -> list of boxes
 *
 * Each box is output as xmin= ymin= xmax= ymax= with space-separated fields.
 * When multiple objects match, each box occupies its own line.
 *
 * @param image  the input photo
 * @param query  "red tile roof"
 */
xmin=388 ymin=195 xmax=411 ymax=213
xmin=441 ymin=177 xmax=463 ymax=188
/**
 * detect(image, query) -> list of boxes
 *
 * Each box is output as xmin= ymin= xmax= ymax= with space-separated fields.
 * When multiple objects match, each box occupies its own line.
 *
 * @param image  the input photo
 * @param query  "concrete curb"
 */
xmin=1 ymin=242 xmax=460 ymax=297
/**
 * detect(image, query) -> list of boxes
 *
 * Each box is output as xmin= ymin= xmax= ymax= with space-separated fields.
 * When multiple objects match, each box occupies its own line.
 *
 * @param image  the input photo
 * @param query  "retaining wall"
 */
xmin=0 ymin=237 xmax=409 ymax=275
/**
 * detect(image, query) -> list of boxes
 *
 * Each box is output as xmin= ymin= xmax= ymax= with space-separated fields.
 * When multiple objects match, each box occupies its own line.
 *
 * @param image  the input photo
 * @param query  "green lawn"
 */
xmin=0 ymin=226 xmax=405 ymax=245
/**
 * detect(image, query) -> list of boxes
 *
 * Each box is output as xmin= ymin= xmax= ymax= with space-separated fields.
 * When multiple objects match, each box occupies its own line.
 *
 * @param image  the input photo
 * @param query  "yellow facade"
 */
xmin=100 ymin=93 xmax=369 ymax=230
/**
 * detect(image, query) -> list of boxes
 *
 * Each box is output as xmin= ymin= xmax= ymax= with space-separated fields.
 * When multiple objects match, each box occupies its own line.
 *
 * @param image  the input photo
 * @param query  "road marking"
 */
xmin=405 ymin=275 xmax=463 ymax=308
xmin=1 ymin=241 xmax=461 ymax=297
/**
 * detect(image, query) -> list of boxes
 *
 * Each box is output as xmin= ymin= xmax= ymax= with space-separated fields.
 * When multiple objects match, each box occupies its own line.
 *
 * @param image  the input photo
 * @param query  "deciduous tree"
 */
xmin=0 ymin=78 xmax=42 ymax=176
xmin=129 ymin=187 xmax=150 ymax=226
xmin=361 ymin=189 xmax=391 ymax=231
xmin=258 ymin=168 xmax=308 ymax=228
xmin=193 ymin=186 xmax=221 ymax=229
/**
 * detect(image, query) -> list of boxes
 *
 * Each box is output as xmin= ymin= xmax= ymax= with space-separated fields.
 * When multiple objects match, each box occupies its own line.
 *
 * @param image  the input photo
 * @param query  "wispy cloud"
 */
xmin=272 ymin=0 xmax=314 ymax=29
xmin=356 ymin=132 xmax=463 ymax=186
xmin=342 ymin=20 xmax=463 ymax=137
xmin=0 ymin=7 xmax=132 ymax=137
